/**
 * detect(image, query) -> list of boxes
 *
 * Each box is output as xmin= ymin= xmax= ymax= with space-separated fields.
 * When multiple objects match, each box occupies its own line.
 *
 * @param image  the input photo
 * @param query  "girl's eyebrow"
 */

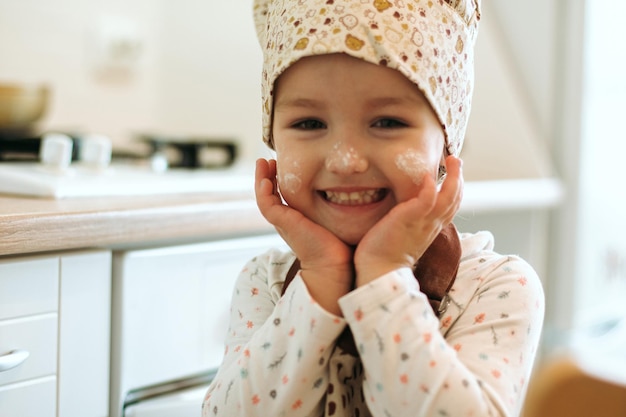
xmin=274 ymin=97 xmax=322 ymax=110
xmin=274 ymin=93 xmax=429 ymax=110
xmin=364 ymin=94 xmax=430 ymax=109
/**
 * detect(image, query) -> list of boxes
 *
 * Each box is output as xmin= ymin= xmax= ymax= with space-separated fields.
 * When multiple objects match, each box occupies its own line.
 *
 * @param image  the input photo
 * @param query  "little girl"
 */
xmin=202 ymin=1 xmax=544 ymax=416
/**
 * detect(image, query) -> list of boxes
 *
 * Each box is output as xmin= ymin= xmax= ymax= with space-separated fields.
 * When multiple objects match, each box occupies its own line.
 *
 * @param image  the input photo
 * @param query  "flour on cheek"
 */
xmin=277 ymin=158 xmax=302 ymax=195
xmin=394 ymin=149 xmax=430 ymax=185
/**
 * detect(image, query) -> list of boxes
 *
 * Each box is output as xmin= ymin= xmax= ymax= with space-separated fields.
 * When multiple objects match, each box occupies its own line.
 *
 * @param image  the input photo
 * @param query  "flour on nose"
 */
xmin=278 ymin=158 xmax=302 ymax=194
xmin=325 ymin=142 xmax=367 ymax=172
xmin=395 ymin=149 xmax=429 ymax=185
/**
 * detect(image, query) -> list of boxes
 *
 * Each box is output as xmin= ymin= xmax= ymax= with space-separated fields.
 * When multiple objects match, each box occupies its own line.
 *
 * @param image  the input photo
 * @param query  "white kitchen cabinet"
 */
xmin=0 ymin=313 xmax=58 ymax=386
xmin=110 ymin=233 xmax=287 ymax=417
xmin=0 ymin=257 xmax=59 ymax=321
xmin=0 ymin=249 xmax=111 ymax=417
xmin=0 ymin=377 xmax=57 ymax=417
xmin=0 ymin=256 xmax=59 ymax=417
xmin=58 ymin=251 xmax=112 ymax=417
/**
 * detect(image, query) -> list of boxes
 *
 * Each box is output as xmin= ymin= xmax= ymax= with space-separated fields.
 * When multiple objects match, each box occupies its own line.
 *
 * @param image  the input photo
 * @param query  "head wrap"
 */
xmin=253 ymin=0 xmax=480 ymax=157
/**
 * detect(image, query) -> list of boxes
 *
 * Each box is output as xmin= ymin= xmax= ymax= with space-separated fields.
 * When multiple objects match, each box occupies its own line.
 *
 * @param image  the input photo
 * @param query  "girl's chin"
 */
xmin=325 ymin=218 xmax=382 ymax=246
xmin=333 ymin=229 xmax=367 ymax=247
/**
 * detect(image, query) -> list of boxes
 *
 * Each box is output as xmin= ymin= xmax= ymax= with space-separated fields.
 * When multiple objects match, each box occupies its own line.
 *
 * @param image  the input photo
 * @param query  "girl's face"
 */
xmin=272 ymin=53 xmax=445 ymax=245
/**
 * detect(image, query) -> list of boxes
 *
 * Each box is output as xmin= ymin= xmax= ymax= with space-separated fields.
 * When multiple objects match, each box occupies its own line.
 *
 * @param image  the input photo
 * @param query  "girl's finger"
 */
xmin=435 ymin=156 xmax=463 ymax=212
xmin=438 ymin=156 xmax=461 ymax=196
xmin=255 ymin=159 xmax=269 ymax=190
xmin=414 ymin=171 xmax=438 ymax=212
xmin=255 ymin=159 xmax=283 ymax=218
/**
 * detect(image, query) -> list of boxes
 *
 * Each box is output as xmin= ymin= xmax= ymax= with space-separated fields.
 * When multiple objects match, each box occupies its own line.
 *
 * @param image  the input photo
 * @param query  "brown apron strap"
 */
xmin=414 ymin=223 xmax=461 ymax=315
xmin=281 ymin=258 xmax=301 ymax=296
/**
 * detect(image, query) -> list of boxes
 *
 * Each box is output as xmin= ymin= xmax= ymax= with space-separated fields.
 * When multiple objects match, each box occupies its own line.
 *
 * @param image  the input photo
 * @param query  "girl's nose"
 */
xmin=325 ymin=141 xmax=368 ymax=174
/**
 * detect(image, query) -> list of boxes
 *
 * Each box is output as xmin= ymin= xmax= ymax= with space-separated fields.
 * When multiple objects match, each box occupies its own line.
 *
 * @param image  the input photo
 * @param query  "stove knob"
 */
xmin=39 ymin=133 xmax=73 ymax=172
xmin=80 ymin=134 xmax=112 ymax=170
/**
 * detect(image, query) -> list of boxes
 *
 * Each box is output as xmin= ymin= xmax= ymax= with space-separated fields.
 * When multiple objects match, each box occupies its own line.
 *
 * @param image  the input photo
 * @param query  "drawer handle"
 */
xmin=0 ymin=349 xmax=30 ymax=372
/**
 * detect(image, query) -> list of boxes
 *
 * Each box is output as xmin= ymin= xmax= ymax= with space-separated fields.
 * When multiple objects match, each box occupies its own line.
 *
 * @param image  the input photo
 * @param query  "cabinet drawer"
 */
xmin=0 ymin=314 xmax=58 ymax=386
xmin=0 ymin=257 xmax=59 ymax=320
xmin=0 ymin=376 xmax=56 ymax=417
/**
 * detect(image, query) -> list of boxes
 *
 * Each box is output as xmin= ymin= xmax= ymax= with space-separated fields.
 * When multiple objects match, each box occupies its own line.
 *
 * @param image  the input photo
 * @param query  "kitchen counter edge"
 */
xmin=0 ymin=191 xmax=274 ymax=256
xmin=0 ymin=177 xmax=564 ymax=257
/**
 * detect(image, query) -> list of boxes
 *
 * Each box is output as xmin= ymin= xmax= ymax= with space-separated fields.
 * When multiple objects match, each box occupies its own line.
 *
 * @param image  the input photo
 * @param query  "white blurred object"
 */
xmin=124 ymin=385 xmax=208 ymax=417
xmin=570 ymin=317 xmax=626 ymax=387
xmin=79 ymin=134 xmax=112 ymax=170
xmin=149 ymin=151 xmax=169 ymax=173
xmin=0 ymin=163 xmax=252 ymax=198
xmin=39 ymin=133 xmax=73 ymax=173
xmin=92 ymin=15 xmax=143 ymax=75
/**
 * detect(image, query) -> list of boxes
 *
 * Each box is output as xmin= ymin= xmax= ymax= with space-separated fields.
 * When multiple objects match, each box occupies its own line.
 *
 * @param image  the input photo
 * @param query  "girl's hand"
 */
xmin=255 ymin=158 xmax=354 ymax=315
xmin=354 ymin=156 xmax=464 ymax=286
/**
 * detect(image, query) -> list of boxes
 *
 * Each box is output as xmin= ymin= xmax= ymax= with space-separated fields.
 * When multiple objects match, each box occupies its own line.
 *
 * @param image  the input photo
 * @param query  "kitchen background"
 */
xmin=1 ymin=0 xmax=625 ymax=413
xmin=0 ymin=0 xmax=265 ymax=164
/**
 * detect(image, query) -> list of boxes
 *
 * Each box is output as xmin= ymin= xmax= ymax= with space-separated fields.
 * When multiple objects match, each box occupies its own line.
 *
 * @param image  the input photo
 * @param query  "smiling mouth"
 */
xmin=321 ymin=189 xmax=387 ymax=206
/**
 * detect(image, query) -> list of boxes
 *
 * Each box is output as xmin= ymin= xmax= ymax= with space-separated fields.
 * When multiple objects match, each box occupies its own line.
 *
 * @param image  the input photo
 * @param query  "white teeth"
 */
xmin=324 ymin=189 xmax=383 ymax=205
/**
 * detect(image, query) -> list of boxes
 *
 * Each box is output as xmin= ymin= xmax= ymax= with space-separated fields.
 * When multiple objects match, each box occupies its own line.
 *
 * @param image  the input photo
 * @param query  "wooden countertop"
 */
xmin=0 ymin=191 xmax=274 ymax=256
xmin=0 ymin=177 xmax=564 ymax=257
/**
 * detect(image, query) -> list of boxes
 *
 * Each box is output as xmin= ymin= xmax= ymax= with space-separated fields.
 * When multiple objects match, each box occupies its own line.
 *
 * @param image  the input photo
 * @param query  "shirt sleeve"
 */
xmin=338 ymin=257 xmax=545 ymax=417
xmin=202 ymin=252 xmax=347 ymax=417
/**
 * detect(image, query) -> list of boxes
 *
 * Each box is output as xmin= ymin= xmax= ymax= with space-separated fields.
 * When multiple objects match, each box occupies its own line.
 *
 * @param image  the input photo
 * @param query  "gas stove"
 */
xmin=0 ymin=131 xmax=238 ymax=168
xmin=0 ymin=132 xmax=251 ymax=198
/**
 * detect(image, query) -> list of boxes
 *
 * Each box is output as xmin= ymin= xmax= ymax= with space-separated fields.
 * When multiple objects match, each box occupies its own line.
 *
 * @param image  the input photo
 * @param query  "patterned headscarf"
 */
xmin=253 ymin=0 xmax=481 ymax=157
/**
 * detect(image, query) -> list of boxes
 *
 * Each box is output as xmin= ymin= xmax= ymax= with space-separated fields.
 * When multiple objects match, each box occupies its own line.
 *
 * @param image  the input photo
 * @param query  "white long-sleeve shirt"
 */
xmin=202 ymin=231 xmax=544 ymax=417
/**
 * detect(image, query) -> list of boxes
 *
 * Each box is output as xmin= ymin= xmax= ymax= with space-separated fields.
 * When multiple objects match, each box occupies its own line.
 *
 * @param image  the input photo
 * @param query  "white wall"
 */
xmin=492 ymin=0 xmax=626 ymax=349
xmin=486 ymin=0 xmax=559 ymax=142
xmin=0 ymin=0 xmax=160 ymax=145
xmin=153 ymin=0 xmax=264 ymax=163
xmin=460 ymin=0 xmax=560 ymax=183
xmin=576 ymin=0 xmax=626 ymax=328
xmin=0 ymin=0 xmax=264 ymax=163
xmin=461 ymin=0 xmax=556 ymax=181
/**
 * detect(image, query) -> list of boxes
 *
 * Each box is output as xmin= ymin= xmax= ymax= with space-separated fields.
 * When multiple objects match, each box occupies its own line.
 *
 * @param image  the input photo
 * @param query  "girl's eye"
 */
xmin=373 ymin=118 xmax=407 ymax=128
xmin=292 ymin=119 xmax=326 ymax=130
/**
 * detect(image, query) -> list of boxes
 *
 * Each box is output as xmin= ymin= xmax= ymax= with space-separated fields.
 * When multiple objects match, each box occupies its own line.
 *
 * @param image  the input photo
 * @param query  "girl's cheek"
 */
xmin=394 ymin=149 xmax=432 ymax=185
xmin=277 ymin=157 xmax=303 ymax=196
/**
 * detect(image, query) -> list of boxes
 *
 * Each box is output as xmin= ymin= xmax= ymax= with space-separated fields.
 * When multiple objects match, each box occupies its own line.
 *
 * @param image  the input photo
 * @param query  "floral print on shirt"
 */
xmin=202 ymin=231 xmax=544 ymax=417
